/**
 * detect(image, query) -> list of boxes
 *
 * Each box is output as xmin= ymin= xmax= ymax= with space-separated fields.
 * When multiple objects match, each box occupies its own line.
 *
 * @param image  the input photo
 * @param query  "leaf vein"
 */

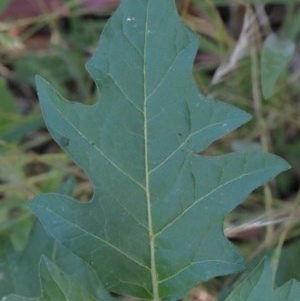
xmin=149 ymin=121 xmax=227 ymax=174
xmin=159 ymin=259 xmax=239 ymax=283
xmin=107 ymin=73 xmax=144 ymax=113
xmin=113 ymin=197 xmax=148 ymax=230
xmin=45 ymin=207 xmax=150 ymax=271
xmin=155 ymin=168 xmax=272 ymax=235
xmin=147 ymin=44 xmax=190 ymax=99
xmin=50 ymin=100 xmax=145 ymax=190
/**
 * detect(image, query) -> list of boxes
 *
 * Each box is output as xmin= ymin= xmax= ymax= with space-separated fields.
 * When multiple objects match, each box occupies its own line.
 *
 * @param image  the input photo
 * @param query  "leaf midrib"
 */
xmin=143 ymin=3 xmax=159 ymax=301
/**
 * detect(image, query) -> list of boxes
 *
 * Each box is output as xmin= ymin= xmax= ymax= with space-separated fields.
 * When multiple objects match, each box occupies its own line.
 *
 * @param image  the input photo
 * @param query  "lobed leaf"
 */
xmin=30 ymin=0 xmax=290 ymax=300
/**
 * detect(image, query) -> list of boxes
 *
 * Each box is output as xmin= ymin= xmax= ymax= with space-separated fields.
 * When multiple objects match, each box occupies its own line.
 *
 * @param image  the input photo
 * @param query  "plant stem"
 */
xmin=250 ymin=45 xmax=274 ymax=247
xmin=271 ymin=189 xmax=300 ymax=284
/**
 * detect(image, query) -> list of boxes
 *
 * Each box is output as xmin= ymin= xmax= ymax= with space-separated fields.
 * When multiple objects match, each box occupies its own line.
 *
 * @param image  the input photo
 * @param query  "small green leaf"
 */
xmin=275 ymin=238 xmax=300 ymax=286
xmin=2 ymin=257 xmax=99 ymax=301
xmin=261 ymin=33 xmax=295 ymax=99
xmin=30 ymin=0 xmax=290 ymax=300
xmin=225 ymin=260 xmax=300 ymax=301
xmin=0 ymin=78 xmax=18 ymax=114
xmin=0 ymin=222 xmax=52 ymax=298
xmin=9 ymin=215 xmax=35 ymax=251
xmin=0 ymin=220 xmax=111 ymax=300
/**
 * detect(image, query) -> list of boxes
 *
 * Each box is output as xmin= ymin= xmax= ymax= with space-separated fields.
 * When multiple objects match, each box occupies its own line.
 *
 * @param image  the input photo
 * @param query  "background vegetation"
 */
xmin=0 ymin=0 xmax=299 ymax=300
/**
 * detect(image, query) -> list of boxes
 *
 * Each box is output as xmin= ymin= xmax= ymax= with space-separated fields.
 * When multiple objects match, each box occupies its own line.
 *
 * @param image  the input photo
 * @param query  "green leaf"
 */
xmin=9 ymin=215 xmax=35 ymax=252
xmin=0 ymin=78 xmax=18 ymax=114
xmin=0 ymin=220 xmax=112 ymax=300
xmin=30 ymin=0 xmax=290 ymax=300
xmin=225 ymin=260 xmax=300 ymax=301
xmin=2 ymin=257 xmax=99 ymax=301
xmin=261 ymin=33 xmax=295 ymax=99
xmin=275 ymin=238 xmax=300 ymax=286
xmin=0 ymin=222 xmax=53 ymax=298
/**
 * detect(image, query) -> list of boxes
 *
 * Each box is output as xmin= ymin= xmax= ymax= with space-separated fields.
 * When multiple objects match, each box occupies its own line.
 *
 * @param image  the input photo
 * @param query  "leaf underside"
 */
xmin=30 ymin=0 xmax=289 ymax=300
